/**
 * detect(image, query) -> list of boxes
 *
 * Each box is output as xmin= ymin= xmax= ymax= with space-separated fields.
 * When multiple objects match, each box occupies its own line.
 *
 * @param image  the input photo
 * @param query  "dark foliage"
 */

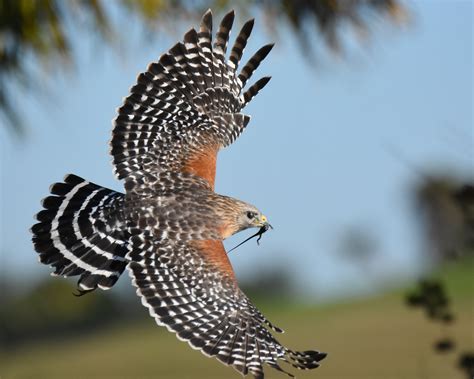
xmin=405 ymin=265 xmax=472 ymax=377
xmin=405 ymin=279 xmax=451 ymax=322
xmin=458 ymin=352 xmax=474 ymax=379
xmin=0 ymin=0 xmax=406 ymax=135
xmin=434 ymin=338 xmax=455 ymax=353
xmin=415 ymin=177 xmax=474 ymax=262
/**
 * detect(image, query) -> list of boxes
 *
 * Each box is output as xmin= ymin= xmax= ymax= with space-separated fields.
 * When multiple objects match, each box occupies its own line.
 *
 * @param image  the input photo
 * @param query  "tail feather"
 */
xmin=31 ymin=174 xmax=129 ymax=292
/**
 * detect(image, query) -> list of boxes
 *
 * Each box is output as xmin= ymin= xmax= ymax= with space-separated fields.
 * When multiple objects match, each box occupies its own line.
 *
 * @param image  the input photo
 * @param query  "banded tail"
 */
xmin=31 ymin=174 xmax=129 ymax=293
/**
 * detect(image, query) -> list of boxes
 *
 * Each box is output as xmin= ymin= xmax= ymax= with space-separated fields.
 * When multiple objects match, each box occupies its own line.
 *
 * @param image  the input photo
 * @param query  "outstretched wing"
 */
xmin=127 ymin=238 xmax=326 ymax=378
xmin=111 ymin=10 xmax=273 ymax=191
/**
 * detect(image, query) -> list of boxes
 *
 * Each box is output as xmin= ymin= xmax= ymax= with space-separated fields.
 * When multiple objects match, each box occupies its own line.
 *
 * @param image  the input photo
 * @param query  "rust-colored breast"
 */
xmin=192 ymin=240 xmax=236 ymax=281
xmin=182 ymin=145 xmax=218 ymax=190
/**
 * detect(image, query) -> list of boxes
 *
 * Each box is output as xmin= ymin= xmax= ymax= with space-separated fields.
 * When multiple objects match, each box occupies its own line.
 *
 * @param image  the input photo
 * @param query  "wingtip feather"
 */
xmin=201 ymin=8 xmax=213 ymax=27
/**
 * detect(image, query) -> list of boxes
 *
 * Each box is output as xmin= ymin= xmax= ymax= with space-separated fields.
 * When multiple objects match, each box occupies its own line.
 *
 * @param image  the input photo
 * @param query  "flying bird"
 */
xmin=31 ymin=9 xmax=326 ymax=378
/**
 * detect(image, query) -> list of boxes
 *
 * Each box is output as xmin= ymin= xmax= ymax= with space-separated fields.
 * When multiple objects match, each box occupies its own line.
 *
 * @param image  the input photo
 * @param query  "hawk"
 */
xmin=31 ymin=9 xmax=326 ymax=378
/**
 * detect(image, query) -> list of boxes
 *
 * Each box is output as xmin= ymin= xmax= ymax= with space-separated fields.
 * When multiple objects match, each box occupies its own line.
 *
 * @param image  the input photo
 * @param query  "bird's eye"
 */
xmin=246 ymin=211 xmax=256 ymax=220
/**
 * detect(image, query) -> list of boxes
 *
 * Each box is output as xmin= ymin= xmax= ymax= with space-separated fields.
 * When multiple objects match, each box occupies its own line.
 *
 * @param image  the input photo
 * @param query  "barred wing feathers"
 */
xmin=111 ymin=10 xmax=273 ymax=190
xmin=127 ymin=239 xmax=326 ymax=378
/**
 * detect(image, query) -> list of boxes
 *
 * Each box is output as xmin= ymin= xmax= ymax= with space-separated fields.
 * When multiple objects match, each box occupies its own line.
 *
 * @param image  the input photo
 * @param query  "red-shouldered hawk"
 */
xmin=31 ymin=9 xmax=326 ymax=378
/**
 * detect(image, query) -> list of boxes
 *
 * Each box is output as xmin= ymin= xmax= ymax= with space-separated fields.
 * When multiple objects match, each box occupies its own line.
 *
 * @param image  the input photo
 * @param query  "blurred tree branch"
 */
xmin=0 ymin=0 xmax=407 ymax=136
xmin=415 ymin=177 xmax=474 ymax=263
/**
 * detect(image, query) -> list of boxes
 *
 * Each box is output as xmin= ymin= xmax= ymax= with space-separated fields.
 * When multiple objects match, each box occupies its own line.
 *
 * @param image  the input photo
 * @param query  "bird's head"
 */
xmin=237 ymin=205 xmax=270 ymax=231
xmin=215 ymin=197 xmax=271 ymax=238
xmin=226 ymin=201 xmax=274 ymax=253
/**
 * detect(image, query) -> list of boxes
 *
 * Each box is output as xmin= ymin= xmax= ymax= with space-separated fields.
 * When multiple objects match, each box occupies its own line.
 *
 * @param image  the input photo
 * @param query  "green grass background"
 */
xmin=2 ymin=260 xmax=472 ymax=379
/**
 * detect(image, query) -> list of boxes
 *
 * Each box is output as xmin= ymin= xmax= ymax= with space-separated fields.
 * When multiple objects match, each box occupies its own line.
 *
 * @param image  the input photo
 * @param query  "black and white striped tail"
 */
xmin=31 ymin=174 xmax=129 ymax=293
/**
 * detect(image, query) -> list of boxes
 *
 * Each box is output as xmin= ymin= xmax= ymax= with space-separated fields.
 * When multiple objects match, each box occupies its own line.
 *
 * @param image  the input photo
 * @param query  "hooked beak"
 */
xmin=256 ymin=215 xmax=273 ymax=230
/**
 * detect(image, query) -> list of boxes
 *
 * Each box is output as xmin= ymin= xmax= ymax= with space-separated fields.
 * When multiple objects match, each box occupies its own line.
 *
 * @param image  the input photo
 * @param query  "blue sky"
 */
xmin=1 ymin=1 xmax=472 ymax=300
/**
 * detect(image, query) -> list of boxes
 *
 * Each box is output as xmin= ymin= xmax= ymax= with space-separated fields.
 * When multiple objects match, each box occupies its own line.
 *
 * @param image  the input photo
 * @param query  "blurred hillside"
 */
xmin=0 ymin=264 xmax=297 ymax=349
xmin=1 ymin=257 xmax=472 ymax=378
